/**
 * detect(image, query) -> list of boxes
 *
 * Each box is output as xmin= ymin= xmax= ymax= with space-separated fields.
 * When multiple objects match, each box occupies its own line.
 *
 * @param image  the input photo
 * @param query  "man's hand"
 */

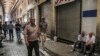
xmin=25 ymin=41 xmax=29 ymax=46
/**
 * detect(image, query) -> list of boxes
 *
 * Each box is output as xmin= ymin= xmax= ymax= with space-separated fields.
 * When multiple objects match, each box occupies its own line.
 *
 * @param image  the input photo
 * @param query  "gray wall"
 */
xmin=56 ymin=1 xmax=81 ymax=42
xmin=39 ymin=1 xmax=54 ymax=34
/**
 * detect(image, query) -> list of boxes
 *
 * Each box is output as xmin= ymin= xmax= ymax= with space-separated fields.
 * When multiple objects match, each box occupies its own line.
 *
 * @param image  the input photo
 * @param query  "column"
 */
xmin=82 ymin=0 xmax=97 ymax=34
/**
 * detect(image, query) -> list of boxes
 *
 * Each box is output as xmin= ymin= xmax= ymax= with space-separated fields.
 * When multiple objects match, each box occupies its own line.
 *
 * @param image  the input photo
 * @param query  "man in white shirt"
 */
xmin=84 ymin=32 xmax=95 ymax=55
xmin=73 ymin=31 xmax=86 ymax=52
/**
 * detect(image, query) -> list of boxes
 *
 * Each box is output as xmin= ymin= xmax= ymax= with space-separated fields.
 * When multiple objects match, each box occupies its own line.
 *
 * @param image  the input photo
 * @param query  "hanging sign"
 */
xmin=55 ymin=0 xmax=75 ymax=6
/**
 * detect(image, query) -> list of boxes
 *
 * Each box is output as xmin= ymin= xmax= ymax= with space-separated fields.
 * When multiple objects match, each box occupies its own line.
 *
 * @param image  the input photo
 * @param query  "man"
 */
xmin=73 ymin=31 xmax=86 ymax=52
xmin=84 ymin=32 xmax=95 ymax=55
xmin=15 ymin=21 xmax=22 ymax=42
xmin=3 ymin=22 xmax=8 ymax=39
xmin=8 ymin=21 xmax=14 ymax=41
xmin=39 ymin=18 xmax=48 ymax=50
xmin=23 ymin=17 xmax=40 ymax=56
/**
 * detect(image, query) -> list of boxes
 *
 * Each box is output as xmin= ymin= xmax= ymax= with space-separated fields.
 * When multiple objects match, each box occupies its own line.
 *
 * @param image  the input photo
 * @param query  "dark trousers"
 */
xmin=84 ymin=44 xmax=95 ymax=55
xmin=73 ymin=41 xmax=85 ymax=52
xmin=9 ymin=29 xmax=13 ymax=40
xmin=3 ymin=30 xmax=7 ymax=38
xmin=16 ymin=31 xmax=21 ymax=41
xmin=0 ymin=39 xmax=3 ymax=47
xmin=27 ymin=40 xmax=40 ymax=56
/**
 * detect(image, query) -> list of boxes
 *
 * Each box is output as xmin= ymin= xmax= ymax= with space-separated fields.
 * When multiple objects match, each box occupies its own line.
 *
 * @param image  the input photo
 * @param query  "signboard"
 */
xmin=55 ymin=0 xmax=75 ymax=6
xmin=38 ymin=0 xmax=46 ymax=5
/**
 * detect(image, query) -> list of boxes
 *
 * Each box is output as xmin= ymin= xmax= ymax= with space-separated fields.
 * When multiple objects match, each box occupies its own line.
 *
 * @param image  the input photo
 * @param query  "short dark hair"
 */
xmin=10 ymin=21 xmax=12 ymax=23
xmin=41 ymin=18 xmax=45 ymax=20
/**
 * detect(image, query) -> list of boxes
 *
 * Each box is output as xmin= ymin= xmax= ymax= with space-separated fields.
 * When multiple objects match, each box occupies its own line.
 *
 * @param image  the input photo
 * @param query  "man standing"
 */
xmin=8 ymin=21 xmax=14 ymax=41
xmin=39 ymin=18 xmax=48 ymax=50
xmin=15 ymin=21 xmax=22 ymax=42
xmin=23 ymin=17 xmax=40 ymax=56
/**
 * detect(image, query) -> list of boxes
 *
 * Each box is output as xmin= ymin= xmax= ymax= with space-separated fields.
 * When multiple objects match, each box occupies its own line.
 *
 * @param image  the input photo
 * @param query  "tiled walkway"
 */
xmin=0 ymin=31 xmax=44 ymax=56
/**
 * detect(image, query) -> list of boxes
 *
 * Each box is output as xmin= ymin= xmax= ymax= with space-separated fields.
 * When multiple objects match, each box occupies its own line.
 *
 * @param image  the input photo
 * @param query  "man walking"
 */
xmin=39 ymin=18 xmax=48 ymax=50
xmin=8 ymin=21 xmax=14 ymax=41
xmin=23 ymin=16 xmax=40 ymax=56
xmin=15 ymin=21 xmax=22 ymax=42
xmin=3 ymin=22 xmax=8 ymax=39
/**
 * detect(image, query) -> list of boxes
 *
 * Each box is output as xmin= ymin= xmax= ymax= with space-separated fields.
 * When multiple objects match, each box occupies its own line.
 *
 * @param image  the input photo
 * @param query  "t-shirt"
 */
xmin=8 ymin=24 xmax=14 ymax=30
xmin=78 ymin=34 xmax=86 ymax=42
xmin=3 ymin=24 xmax=8 ymax=30
xmin=15 ymin=23 xmax=21 ymax=31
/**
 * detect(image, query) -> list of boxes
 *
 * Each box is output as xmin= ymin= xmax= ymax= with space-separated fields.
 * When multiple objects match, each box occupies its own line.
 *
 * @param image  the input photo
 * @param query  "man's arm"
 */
xmin=37 ymin=27 xmax=41 ymax=40
xmin=23 ymin=26 xmax=29 ymax=46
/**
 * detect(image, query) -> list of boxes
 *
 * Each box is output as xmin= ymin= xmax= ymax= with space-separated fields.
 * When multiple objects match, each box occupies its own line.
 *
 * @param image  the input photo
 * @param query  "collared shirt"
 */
xmin=78 ymin=34 xmax=86 ymax=42
xmin=23 ymin=23 xmax=40 ymax=41
xmin=86 ymin=35 xmax=95 ymax=44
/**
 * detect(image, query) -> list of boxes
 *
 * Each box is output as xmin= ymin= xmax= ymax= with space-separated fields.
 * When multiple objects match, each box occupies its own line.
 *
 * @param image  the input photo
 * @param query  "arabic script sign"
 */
xmin=55 ymin=0 xmax=75 ymax=6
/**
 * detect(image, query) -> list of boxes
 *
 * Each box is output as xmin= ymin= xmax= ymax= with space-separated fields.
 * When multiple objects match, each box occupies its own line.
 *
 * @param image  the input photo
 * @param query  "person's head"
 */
xmin=89 ymin=32 xmax=93 ymax=38
xmin=41 ymin=18 xmax=45 ymax=22
xmin=30 ymin=16 xmax=35 ymax=25
xmin=5 ymin=22 xmax=7 ymax=24
xmin=10 ymin=21 xmax=12 ymax=24
xmin=81 ymin=31 xmax=85 ymax=37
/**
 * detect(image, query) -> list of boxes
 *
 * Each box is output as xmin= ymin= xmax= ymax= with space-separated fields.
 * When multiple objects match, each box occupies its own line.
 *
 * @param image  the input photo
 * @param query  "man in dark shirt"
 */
xmin=3 ymin=22 xmax=8 ymax=39
xmin=15 ymin=22 xmax=22 ymax=42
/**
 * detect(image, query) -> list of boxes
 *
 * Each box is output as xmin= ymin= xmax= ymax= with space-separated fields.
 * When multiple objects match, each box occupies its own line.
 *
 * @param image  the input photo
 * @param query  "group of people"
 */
xmin=73 ymin=31 xmax=95 ymax=56
xmin=0 ymin=21 xmax=22 ymax=42
xmin=0 ymin=16 xmax=48 ymax=56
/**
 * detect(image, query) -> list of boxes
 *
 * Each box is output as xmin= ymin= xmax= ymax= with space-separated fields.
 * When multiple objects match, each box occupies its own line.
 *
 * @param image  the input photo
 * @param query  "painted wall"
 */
xmin=0 ymin=6 xmax=3 ymax=22
xmin=40 ymin=1 xmax=54 ymax=34
xmin=82 ymin=0 xmax=97 ymax=34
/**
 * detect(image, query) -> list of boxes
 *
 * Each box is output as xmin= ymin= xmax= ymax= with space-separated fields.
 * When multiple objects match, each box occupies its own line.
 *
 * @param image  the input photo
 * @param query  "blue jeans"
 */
xmin=16 ymin=31 xmax=21 ymax=41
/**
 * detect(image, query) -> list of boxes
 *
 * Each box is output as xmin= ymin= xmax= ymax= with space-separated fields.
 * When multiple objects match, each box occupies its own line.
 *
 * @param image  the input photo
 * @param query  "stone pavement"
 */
xmin=45 ymin=39 xmax=99 ymax=56
xmin=0 ymin=31 xmax=44 ymax=56
xmin=1 ymin=39 xmax=44 ymax=56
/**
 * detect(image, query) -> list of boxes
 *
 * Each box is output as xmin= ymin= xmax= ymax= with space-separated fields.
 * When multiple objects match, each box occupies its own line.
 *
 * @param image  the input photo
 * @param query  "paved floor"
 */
xmin=45 ymin=40 xmax=99 ymax=56
xmin=0 ymin=31 xmax=44 ymax=56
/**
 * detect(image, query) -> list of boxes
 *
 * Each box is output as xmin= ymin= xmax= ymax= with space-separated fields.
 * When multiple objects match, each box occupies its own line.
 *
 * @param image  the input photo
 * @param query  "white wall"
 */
xmin=82 ymin=0 xmax=97 ymax=34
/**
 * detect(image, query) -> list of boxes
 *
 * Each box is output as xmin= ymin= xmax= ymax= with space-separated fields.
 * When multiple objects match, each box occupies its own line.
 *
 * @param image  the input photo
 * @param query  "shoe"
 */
xmin=93 ymin=53 xmax=97 ymax=56
xmin=0 ymin=53 xmax=4 ymax=55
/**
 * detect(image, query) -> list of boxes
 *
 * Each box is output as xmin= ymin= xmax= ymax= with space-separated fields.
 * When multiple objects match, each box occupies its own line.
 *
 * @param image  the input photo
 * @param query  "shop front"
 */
xmin=56 ymin=0 xmax=82 ymax=42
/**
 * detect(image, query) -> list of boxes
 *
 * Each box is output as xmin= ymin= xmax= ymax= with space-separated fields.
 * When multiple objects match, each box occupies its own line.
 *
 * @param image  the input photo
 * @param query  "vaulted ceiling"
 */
xmin=0 ymin=0 xmax=18 ymax=13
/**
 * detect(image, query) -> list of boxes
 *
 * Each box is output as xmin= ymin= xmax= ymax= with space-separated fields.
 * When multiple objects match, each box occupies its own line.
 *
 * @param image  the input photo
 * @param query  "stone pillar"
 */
xmin=52 ymin=0 xmax=56 ymax=35
xmin=97 ymin=0 xmax=100 ymax=41
xmin=82 ymin=0 xmax=97 ymax=34
xmin=34 ymin=3 xmax=39 ymax=26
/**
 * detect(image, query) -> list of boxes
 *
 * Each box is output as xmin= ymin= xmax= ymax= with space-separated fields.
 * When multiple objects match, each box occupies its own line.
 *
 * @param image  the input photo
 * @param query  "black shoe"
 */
xmin=0 ymin=53 xmax=4 ymax=55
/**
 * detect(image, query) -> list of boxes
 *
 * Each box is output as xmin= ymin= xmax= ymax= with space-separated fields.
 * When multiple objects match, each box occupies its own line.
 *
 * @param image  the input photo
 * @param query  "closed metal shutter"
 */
xmin=56 ymin=0 xmax=81 ymax=42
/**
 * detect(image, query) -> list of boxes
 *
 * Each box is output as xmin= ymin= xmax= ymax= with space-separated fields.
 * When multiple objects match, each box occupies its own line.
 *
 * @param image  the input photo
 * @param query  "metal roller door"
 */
xmin=56 ymin=0 xmax=81 ymax=42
